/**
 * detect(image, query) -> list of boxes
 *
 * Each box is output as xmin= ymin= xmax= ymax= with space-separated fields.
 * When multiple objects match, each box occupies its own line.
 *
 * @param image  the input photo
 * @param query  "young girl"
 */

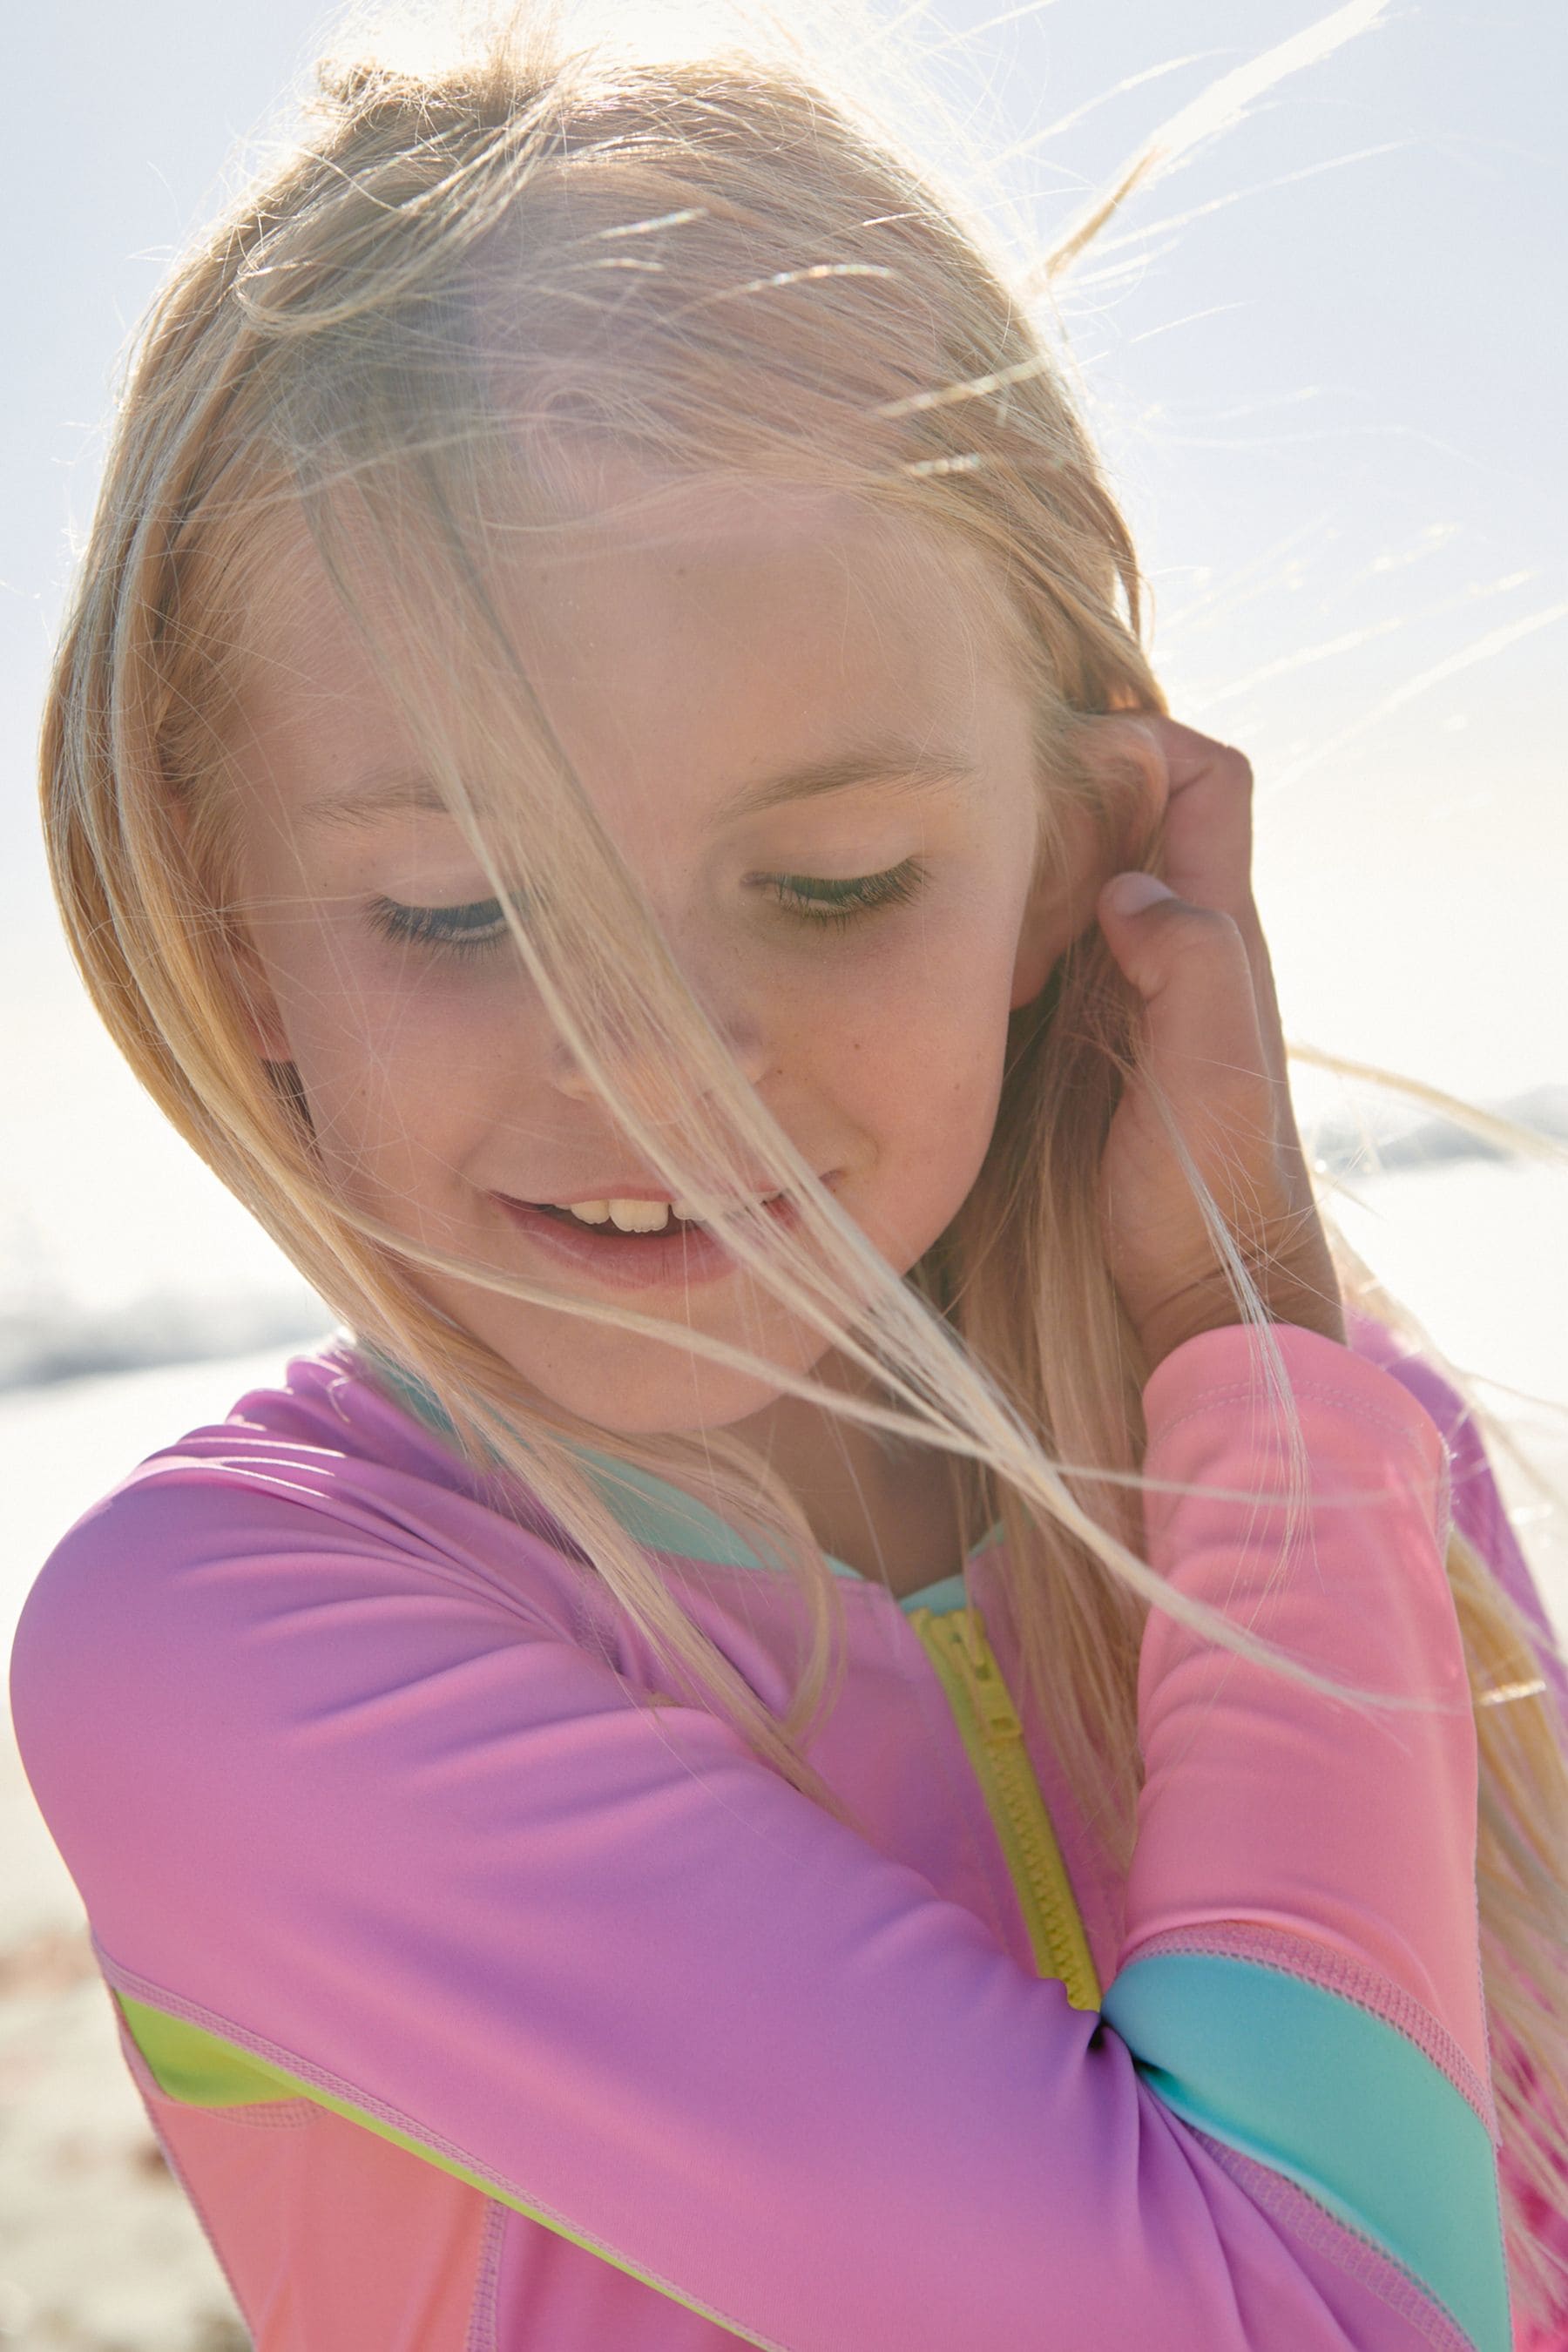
xmin=11 ymin=12 xmax=1568 ymax=2349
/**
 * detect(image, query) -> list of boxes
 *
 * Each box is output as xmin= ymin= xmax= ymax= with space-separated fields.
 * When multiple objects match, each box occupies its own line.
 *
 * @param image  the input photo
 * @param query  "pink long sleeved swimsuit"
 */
xmin=10 ymin=1308 xmax=1566 ymax=2350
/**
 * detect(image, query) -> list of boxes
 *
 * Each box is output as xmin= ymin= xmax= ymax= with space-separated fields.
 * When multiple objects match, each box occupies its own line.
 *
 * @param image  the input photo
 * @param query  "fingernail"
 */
xmin=1105 ymin=871 xmax=1175 ymax=917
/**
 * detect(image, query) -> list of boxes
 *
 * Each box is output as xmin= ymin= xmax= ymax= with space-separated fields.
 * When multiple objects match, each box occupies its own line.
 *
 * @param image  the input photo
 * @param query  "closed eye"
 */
xmin=365 ymin=895 xmax=520 ymax=958
xmin=760 ymin=861 xmax=926 ymax=929
xmin=366 ymin=859 xmax=928 ymax=962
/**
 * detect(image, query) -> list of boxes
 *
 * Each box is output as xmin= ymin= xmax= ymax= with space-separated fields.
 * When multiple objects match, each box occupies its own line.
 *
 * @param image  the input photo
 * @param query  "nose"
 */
xmin=544 ymin=960 xmax=771 ymax=1110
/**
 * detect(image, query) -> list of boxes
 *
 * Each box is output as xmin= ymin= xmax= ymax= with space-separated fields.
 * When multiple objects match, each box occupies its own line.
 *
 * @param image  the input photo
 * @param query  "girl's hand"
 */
xmin=1092 ymin=717 xmax=1346 ymax=1375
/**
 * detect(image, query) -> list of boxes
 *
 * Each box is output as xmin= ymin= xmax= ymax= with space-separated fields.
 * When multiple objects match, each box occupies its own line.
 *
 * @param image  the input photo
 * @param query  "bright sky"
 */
xmin=3 ymin=0 xmax=1565 ymax=1314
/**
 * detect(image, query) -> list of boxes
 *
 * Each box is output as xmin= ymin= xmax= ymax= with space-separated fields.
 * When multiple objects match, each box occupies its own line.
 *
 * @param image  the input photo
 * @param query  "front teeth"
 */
xmin=551 ymin=1199 xmax=666 ymax=1233
xmin=608 ymin=1200 xmax=671 ymax=1233
xmin=551 ymin=1193 xmax=784 ymax=1233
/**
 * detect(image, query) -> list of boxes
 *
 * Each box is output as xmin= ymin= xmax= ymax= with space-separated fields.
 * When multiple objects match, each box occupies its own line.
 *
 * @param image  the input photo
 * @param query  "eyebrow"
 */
xmin=301 ymin=774 xmax=458 ymax=834
xmin=300 ymin=746 xmax=980 ymax=833
xmin=720 ymin=747 xmax=979 ymax=820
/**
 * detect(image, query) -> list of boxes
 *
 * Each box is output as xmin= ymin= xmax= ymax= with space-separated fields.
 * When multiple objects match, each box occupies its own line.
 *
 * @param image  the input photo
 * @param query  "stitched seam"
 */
xmin=464 ymin=2198 xmax=507 ymax=2352
xmin=1122 ymin=1925 xmax=1498 ymax=2137
xmin=123 ymin=2072 xmax=259 ymax=2341
xmin=99 ymin=1943 xmax=550 ymax=2169
xmin=1146 ymin=1378 xmax=1442 ymax=1470
xmin=180 ymin=2098 xmax=315 ymax=2132
xmin=116 ymin=1992 xmax=314 ymax=2132
xmin=92 ymin=1938 xmax=790 ymax=2352
xmin=1188 ymin=2127 xmax=1480 ymax=2352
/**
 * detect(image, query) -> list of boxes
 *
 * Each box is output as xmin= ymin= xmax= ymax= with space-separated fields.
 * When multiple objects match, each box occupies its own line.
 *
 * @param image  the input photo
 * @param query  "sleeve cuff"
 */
xmin=1142 ymin=1321 xmax=1453 ymax=1528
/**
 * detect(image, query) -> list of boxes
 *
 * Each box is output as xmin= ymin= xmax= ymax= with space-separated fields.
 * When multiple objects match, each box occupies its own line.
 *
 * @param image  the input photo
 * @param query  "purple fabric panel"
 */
xmin=1346 ymin=1309 xmax=1568 ymax=1740
xmin=6 ymin=1326 xmax=1492 ymax=2350
xmin=5 ymin=1484 xmax=1416 ymax=2347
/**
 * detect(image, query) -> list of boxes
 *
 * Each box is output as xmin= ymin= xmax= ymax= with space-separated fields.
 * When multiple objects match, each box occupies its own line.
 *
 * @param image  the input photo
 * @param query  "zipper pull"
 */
xmin=951 ymin=1614 xmax=1023 ymax=1743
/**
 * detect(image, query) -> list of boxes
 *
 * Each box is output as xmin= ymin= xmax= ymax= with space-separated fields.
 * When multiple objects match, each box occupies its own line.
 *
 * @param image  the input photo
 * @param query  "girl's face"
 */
xmin=225 ymin=471 xmax=1112 ymax=1435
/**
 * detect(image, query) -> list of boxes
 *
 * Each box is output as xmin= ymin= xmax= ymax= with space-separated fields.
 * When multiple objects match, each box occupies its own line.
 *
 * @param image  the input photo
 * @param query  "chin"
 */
xmin=468 ymin=1322 xmax=814 ymax=1440
xmin=431 ymin=1266 xmax=841 ymax=1439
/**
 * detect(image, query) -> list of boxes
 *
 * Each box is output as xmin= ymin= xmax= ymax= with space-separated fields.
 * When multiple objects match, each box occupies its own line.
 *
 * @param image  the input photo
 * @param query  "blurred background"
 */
xmin=3 ymin=1 xmax=1565 ymax=2341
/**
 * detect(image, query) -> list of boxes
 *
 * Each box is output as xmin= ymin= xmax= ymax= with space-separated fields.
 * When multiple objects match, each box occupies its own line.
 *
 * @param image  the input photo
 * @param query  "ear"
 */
xmin=1008 ymin=720 xmax=1166 ymax=1011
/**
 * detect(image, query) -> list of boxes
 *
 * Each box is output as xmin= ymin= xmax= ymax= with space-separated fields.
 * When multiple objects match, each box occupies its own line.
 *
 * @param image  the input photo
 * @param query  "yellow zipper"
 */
xmin=908 ymin=1604 xmax=1103 ymax=2011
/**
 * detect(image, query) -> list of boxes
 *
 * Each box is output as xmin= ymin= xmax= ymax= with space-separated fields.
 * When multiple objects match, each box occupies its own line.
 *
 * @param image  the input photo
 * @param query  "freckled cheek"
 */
xmin=813 ymin=943 xmax=1012 ymax=1138
xmin=281 ymin=958 xmax=525 ymax=1183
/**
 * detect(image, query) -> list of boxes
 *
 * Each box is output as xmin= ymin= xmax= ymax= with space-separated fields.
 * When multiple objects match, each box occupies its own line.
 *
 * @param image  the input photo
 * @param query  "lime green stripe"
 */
xmin=115 ymin=1994 xmax=779 ymax=2350
xmin=121 ymin=1995 xmax=300 ymax=2105
xmin=1100 ymin=1954 xmax=1510 ymax=2352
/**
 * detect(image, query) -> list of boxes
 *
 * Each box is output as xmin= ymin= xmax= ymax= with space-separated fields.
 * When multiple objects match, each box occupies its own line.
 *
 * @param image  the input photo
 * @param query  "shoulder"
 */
xmin=1344 ymin=1307 xmax=1568 ymax=1724
xmin=1342 ymin=1306 xmax=1474 ymax=1442
xmin=6 ymin=1352 xmax=644 ymax=2004
xmin=8 ymin=1342 xmax=589 ymax=1809
xmin=1343 ymin=1305 xmax=1531 ymax=1544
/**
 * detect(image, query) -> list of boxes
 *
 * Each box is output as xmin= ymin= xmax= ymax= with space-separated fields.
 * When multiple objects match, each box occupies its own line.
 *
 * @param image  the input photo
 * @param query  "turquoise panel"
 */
xmin=357 ymin=1342 xmax=985 ymax=1612
xmin=1101 ymin=1951 xmax=1510 ymax=2352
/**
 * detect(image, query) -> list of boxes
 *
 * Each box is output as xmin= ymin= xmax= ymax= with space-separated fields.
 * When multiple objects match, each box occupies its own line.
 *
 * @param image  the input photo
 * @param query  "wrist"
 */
xmin=1136 ymin=1281 xmax=1347 ymax=1377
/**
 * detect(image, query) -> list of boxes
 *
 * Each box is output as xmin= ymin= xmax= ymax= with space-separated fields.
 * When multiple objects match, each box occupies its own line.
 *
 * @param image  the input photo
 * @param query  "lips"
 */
xmin=533 ymin=1185 xmax=789 ymax=1241
xmin=490 ymin=1187 xmax=811 ymax=1294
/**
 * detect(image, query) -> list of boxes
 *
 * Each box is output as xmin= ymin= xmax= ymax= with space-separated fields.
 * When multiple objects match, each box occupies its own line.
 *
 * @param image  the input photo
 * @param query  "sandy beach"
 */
xmin=3 ymin=1280 xmax=1566 ymax=2349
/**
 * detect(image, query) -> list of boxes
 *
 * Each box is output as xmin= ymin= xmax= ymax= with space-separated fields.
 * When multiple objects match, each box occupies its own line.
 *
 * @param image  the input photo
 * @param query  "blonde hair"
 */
xmin=41 ymin=6 xmax=1568 ymax=2323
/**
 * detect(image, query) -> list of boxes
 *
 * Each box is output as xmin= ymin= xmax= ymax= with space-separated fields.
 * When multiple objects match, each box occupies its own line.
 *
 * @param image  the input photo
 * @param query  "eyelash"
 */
xmin=765 ymin=862 xmax=926 ymax=930
xmin=366 ymin=892 xmax=531 ymax=962
xmin=365 ymin=861 xmax=927 ymax=959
